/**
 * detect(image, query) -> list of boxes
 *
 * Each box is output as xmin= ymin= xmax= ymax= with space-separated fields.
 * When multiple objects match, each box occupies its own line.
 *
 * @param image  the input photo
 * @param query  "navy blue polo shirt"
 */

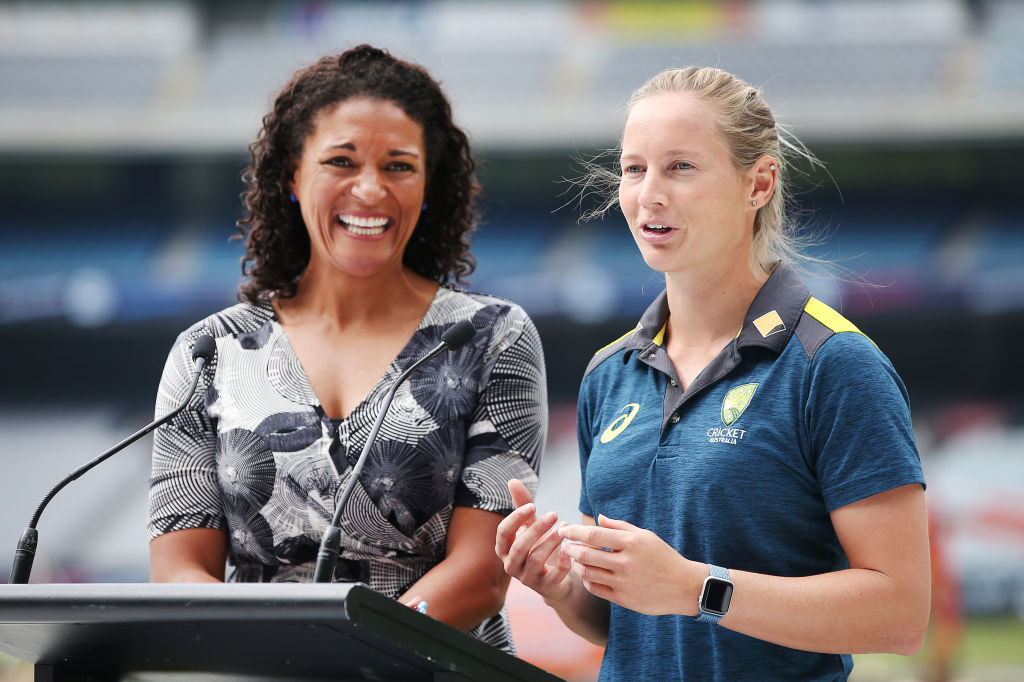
xmin=577 ymin=264 xmax=924 ymax=682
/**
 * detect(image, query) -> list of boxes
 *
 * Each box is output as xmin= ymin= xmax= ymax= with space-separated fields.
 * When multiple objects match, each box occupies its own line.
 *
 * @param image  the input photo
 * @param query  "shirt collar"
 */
xmin=623 ymin=263 xmax=810 ymax=359
xmin=735 ymin=262 xmax=810 ymax=353
xmin=624 ymin=290 xmax=669 ymax=354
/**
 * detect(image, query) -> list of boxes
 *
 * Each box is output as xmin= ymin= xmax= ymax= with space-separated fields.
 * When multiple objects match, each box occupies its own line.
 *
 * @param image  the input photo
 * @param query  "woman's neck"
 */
xmin=663 ymin=261 xmax=768 ymax=351
xmin=274 ymin=264 xmax=439 ymax=329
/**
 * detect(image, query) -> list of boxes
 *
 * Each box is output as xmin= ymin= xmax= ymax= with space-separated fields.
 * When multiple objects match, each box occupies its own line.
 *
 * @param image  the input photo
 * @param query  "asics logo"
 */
xmin=600 ymin=403 xmax=640 ymax=443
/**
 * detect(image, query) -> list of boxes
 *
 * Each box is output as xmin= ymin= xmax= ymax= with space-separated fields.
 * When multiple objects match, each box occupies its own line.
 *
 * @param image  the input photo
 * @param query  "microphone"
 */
xmin=7 ymin=334 xmax=217 ymax=584
xmin=313 ymin=320 xmax=477 ymax=583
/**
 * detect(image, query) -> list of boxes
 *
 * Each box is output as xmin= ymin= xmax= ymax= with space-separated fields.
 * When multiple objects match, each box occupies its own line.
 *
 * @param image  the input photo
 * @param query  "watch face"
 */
xmin=700 ymin=576 xmax=734 ymax=616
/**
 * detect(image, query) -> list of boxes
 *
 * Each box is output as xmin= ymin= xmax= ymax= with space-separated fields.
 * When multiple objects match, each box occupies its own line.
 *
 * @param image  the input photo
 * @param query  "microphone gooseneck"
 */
xmin=313 ymin=320 xmax=478 ymax=583
xmin=7 ymin=334 xmax=216 ymax=585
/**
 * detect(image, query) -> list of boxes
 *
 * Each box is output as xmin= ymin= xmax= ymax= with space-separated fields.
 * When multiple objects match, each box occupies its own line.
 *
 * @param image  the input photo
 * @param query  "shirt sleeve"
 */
xmin=805 ymin=332 xmax=925 ymax=512
xmin=576 ymin=372 xmax=596 ymax=519
xmin=146 ymin=327 xmax=226 ymax=540
xmin=455 ymin=303 xmax=548 ymax=514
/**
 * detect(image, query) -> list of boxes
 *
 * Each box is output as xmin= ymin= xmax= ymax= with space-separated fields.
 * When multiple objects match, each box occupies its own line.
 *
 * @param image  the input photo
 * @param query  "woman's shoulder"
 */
xmin=172 ymin=300 xmax=276 ymax=347
xmin=434 ymin=286 xmax=536 ymax=325
xmin=431 ymin=286 xmax=541 ymax=353
xmin=797 ymin=311 xmax=905 ymax=398
xmin=810 ymin=329 xmax=897 ymax=380
xmin=793 ymin=297 xmax=885 ymax=361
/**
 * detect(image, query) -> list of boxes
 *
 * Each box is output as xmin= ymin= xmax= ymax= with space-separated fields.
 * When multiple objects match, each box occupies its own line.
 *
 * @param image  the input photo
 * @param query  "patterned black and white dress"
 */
xmin=147 ymin=286 xmax=548 ymax=651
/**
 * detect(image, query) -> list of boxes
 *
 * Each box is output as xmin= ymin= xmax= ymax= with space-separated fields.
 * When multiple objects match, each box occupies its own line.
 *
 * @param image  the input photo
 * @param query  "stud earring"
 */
xmin=289 ymin=193 xmax=297 ymax=203
xmin=751 ymin=200 xmax=758 ymax=206
xmin=421 ymin=202 xmax=428 ymax=211
xmin=769 ymin=164 xmax=776 ymax=171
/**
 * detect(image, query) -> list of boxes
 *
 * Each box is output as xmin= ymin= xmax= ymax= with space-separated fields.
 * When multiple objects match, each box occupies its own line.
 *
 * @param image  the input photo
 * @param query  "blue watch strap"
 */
xmin=709 ymin=563 xmax=730 ymax=580
xmin=696 ymin=564 xmax=732 ymax=624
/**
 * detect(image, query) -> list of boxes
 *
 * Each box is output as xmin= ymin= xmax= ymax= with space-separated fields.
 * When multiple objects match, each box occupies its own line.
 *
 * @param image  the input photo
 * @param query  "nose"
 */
xmin=351 ymin=166 xmax=387 ymax=204
xmin=636 ymin=173 xmax=666 ymax=208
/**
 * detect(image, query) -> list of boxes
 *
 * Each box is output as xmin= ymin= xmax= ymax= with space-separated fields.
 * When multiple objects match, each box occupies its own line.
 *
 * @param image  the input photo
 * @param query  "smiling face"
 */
xmin=618 ymin=91 xmax=759 ymax=281
xmin=289 ymin=96 xmax=427 ymax=282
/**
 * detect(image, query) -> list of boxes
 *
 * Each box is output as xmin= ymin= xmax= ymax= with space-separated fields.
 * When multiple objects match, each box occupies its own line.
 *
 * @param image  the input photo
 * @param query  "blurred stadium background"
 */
xmin=1 ymin=1 xmax=1023 ymax=680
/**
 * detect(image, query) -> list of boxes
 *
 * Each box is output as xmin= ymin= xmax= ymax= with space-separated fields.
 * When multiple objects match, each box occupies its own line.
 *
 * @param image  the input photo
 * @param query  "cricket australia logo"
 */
xmin=721 ymin=383 xmax=758 ymax=426
xmin=707 ymin=383 xmax=758 ymax=445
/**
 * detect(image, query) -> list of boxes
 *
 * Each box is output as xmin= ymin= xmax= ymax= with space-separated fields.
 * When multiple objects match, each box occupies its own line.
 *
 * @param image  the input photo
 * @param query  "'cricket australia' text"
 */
xmin=707 ymin=427 xmax=747 ymax=445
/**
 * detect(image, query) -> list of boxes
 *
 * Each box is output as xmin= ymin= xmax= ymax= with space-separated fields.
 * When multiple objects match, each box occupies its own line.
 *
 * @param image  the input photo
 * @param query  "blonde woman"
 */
xmin=496 ymin=67 xmax=929 ymax=680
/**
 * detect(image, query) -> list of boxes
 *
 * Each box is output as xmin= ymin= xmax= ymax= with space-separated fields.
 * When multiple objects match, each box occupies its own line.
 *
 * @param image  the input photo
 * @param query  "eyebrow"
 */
xmin=326 ymin=143 xmax=420 ymax=158
xmin=620 ymin=148 xmax=698 ymax=161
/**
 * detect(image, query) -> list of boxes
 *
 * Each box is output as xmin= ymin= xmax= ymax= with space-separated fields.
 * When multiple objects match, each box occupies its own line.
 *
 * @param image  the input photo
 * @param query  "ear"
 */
xmin=287 ymin=158 xmax=301 ymax=199
xmin=748 ymin=155 xmax=777 ymax=209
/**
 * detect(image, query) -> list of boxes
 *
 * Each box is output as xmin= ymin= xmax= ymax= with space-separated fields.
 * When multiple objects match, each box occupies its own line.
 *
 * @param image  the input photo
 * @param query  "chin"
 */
xmin=638 ymin=251 xmax=679 ymax=274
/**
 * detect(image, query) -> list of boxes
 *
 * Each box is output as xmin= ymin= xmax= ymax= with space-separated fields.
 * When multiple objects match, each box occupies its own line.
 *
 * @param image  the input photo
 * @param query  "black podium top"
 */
xmin=0 ymin=582 xmax=565 ymax=681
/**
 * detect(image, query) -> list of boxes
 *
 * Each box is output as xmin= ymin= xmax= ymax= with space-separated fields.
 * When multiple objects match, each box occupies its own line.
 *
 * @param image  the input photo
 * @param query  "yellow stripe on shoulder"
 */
xmin=594 ymin=326 xmax=639 ymax=356
xmin=803 ymin=297 xmax=875 ymax=345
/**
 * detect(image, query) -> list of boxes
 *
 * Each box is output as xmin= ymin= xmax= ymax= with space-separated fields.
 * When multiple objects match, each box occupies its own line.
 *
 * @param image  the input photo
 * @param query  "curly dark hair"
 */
xmin=237 ymin=45 xmax=480 ymax=303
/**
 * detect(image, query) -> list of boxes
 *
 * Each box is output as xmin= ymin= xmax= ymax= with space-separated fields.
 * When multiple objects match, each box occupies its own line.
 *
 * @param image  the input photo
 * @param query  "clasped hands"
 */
xmin=495 ymin=479 xmax=702 ymax=617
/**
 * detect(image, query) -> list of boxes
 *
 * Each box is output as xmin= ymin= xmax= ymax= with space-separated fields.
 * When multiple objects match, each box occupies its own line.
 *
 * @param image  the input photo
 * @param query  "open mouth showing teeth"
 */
xmin=645 ymin=224 xmax=672 ymax=233
xmin=337 ymin=214 xmax=393 ymax=236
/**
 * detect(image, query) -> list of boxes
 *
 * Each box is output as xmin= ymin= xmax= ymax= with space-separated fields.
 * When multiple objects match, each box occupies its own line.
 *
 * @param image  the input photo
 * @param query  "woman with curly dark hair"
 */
xmin=147 ymin=45 xmax=548 ymax=653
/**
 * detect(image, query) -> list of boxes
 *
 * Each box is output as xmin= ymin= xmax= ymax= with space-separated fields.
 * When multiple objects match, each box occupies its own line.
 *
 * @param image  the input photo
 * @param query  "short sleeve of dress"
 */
xmin=455 ymin=303 xmax=548 ymax=515
xmin=146 ymin=327 xmax=226 ymax=539
xmin=806 ymin=332 xmax=925 ymax=512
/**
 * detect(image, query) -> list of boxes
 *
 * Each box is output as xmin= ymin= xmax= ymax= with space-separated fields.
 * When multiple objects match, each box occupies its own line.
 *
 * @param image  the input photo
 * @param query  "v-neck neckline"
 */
xmin=262 ymin=287 xmax=446 ymax=422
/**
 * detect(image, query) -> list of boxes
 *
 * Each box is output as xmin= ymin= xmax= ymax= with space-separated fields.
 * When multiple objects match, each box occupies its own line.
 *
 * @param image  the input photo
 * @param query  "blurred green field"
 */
xmin=852 ymin=617 xmax=1024 ymax=682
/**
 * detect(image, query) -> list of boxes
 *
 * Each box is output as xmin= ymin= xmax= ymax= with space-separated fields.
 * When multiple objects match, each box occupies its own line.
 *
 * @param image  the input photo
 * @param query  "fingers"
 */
xmin=524 ymin=522 xmax=574 ymax=596
xmin=528 ymin=518 xmax=568 ymax=571
xmin=561 ymin=536 xmax=618 ymax=572
xmin=495 ymin=505 xmax=534 ymax=560
xmin=496 ymin=478 xmax=540 ymax=559
xmin=596 ymin=514 xmax=635 ymax=530
xmin=496 ymin=480 xmax=576 ymax=600
xmin=501 ymin=508 xmax=558 ymax=570
xmin=507 ymin=478 xmax=534 ymax=508
xmin=579 ymin=575 xmax=614 ymax=602
xmin=558 ymin=521 xmax=625 ymax=552
xmin=497 ymin=508 xmax=572 ymax=592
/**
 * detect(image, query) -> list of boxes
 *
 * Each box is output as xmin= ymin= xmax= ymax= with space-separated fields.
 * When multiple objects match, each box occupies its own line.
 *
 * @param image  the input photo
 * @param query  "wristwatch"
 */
xmin=696 ymin=564 xmax=734 ymax=624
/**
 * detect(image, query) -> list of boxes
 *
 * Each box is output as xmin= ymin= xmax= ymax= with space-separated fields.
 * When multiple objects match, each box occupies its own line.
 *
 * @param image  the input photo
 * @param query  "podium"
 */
xmin=0 ymin=582 xmax=564 ymax=681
